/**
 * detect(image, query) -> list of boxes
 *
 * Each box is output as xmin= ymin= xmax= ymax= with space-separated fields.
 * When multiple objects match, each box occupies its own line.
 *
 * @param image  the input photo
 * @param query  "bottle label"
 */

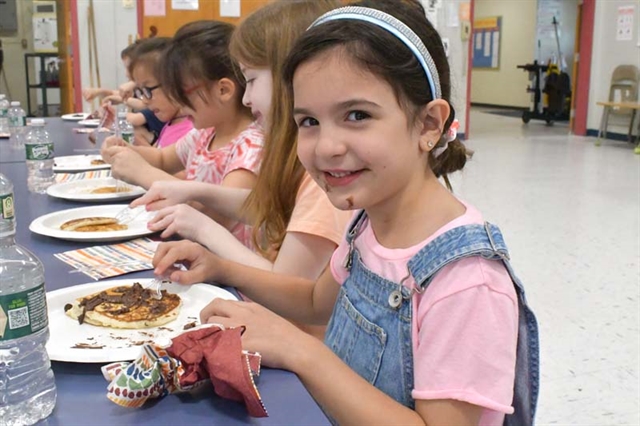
xmin=9 ymin=116 xmax=26 ymax=127
xmin=122 ymin=132 xmax=133 ymax=144
xmin=0 ymin=283 xmax=48 ymax=341
xmin=0 ymin=193 xmax=14 ymax=219
xmin=26 ymin=143 xmax=54 ymax=160
xmin=0 ymin=108 xmax=8 ymax=118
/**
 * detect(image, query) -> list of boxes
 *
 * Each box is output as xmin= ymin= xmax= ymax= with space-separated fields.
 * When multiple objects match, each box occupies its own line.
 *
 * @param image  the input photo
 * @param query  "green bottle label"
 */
xmin=0 ymin=108 xmax=8 ymax=118
xmin=122 ymin=132 xmax=133 ymax=144
xmin=26 ymin=143 xmax=54 ymax=160
xmin=9 ymin=116 xmax=26 ymax=127
xmin=0 ymin=283 xmax=48 ymax=341
xmin=0 ymin=193 xmax=14 ymax=219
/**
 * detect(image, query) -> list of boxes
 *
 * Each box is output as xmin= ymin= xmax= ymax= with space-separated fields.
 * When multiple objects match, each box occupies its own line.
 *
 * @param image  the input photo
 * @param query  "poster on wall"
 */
xmin=472 ymin=16 xmax=501 ymax=69
xmin=220 ymin=0 xmax=240 ymax=17
xmin=537 ymin=0 xmax=562 ymax=40
xmin=616 ymin=5 xmax=634 ymax=41
xmin=144 ymin=0 xmax=166 ymax=17
xmin=172 ymin=0 xmax=199 ymax=11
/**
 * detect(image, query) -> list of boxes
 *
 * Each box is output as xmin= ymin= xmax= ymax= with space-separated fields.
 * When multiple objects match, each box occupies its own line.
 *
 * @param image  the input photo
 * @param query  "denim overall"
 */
xmin=324 ymin=211 xmax=539 ymax=425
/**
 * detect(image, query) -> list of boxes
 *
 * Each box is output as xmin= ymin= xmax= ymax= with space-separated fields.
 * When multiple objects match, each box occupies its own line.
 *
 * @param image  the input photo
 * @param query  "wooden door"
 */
xmin=139 ymin=0 xmax=270 ymax=38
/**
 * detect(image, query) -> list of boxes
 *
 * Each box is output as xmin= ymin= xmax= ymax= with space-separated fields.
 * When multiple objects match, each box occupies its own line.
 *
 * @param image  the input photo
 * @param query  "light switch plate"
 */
xmin=122 ymin=0 xmax=135 ymax=8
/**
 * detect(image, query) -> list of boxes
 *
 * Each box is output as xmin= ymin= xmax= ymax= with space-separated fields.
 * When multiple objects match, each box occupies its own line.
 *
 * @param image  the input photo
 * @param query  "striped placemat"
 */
xmin=55 ymin=169 xmax=112 ymax=183
xmin=55 ymin=238 xmax=158 ymax=280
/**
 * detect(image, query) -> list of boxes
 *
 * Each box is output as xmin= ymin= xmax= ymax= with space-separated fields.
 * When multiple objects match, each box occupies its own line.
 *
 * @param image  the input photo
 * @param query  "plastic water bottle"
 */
xmin=0 ymin=95 xmax=9 ymax=136
xmin=0 ymin=172 xmax=57 ymax=425
xmin=24 ymin=119 xmax=55 ymax=194
xmin=7 ymin=101 xmax=26 ymax=150
xmin=118 ymin=112 xmax=134 ymax=144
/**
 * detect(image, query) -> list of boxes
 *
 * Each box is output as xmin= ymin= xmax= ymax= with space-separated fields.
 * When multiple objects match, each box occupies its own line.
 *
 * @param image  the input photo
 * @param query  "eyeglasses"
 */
xmin=133 ymin=84 xmax=161 ymax=100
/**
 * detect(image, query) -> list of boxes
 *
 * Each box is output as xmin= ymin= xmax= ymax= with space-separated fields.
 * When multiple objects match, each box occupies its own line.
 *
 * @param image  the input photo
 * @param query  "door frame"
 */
xmin=572 ymin=0 xmax=595 ymax=136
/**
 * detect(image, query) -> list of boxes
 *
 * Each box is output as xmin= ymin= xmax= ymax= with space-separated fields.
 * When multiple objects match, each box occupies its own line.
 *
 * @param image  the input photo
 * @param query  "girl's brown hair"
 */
xmin=127 ymin=37 xmax=171 ymax=78
xmin=230 ymin=0 xmax=340 ymax=255
xmin=159 ymin=20 xmax=246 ymax=111
xmin=283 ymin=0 xmax=468 ymax=190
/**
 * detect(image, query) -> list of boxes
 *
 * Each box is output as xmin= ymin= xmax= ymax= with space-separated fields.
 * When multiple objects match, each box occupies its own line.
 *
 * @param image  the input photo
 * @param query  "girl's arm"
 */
xmin=131 ymin=181 xmax=251 ymax=222
xmin=199 ymin=168 xmax=256 ymax=230
xmin=126 ymin=112 xmax=147 ymax=127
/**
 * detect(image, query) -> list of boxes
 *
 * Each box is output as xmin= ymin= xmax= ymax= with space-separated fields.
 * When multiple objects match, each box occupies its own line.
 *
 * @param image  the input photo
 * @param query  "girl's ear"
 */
xmin=216 ymin=78 xmax=236 ymax=102
xmin=416 ymin=99 xmax=450 ymax=153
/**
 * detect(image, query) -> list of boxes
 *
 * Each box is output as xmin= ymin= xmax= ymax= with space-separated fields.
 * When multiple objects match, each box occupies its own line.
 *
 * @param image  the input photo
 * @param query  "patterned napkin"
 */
xmin=54 ymin=237 xmax=157 ymax=280
xmin=55 ymin=169 xmax=112 ymax=183
xmin=101 ymin=324 xmax=268 ymax=417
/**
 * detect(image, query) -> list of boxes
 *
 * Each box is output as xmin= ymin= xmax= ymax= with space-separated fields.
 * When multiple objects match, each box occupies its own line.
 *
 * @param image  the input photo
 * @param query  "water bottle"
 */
xmin=0 ymin=172 xmax=57 ymax=425
xmin=7 ymin=101 xmax=26 ymax=150
xmin=118 ymin=112 xmax=134 ymax=144
xmin=24 ymin=119 xmax=55 ymax=194
xmin=0 ymin=95 xmax=9 ymax=136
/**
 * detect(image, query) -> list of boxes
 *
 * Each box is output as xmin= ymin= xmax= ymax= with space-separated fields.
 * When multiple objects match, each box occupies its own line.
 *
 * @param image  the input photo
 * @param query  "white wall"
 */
xmin=470 ymin=0 xmax=537 ymax=108
xmin=587 ymin=0 xmax=640 ymax=134
xmin=76 ymin=0 xmax=137 ymax=112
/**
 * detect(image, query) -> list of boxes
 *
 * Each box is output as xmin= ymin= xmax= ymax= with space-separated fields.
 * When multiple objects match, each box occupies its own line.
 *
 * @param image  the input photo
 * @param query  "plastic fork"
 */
xmin=144 ymin=277 xmax=164 ymax=300
xmin=114 ymin=205 xmax=146 ymax=224
xmin=88 ymin=104 xmax=111 ymax=144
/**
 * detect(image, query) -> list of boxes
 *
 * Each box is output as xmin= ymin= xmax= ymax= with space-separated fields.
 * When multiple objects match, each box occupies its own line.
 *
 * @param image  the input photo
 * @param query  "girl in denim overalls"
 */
xmin=154 ymin=1 xmax=540 ymax=424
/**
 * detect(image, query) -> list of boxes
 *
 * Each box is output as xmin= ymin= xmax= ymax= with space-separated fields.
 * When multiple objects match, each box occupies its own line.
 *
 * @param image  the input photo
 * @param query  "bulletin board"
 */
xmin=472 ymin=16 xmax=502 ymax=69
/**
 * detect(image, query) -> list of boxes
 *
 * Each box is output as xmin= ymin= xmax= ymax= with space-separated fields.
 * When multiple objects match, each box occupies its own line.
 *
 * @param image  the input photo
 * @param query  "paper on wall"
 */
xmin=144 ymin=0 xmax=166 ymax=16
xmin=220 ymin=0 xmax=240 ymax=17
xmin=447 ymin=2 xmax=459 ymax=27
xmin=616 ymin=5 xmax=634 ymax=41
xmin=172 ymin=0 xmax=198 ymax=11
xmin=491 ymin=31 xmax=500 ymax=68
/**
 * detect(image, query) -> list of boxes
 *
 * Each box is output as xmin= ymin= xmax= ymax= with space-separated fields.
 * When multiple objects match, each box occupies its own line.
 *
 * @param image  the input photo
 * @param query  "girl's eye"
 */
xmin=346 ymin=110 xmax=370 ymax=121
xmin=246 ymin=78 xmax=255 ymax=84
xmin=298 ymin=117 xmax=319 ymax=128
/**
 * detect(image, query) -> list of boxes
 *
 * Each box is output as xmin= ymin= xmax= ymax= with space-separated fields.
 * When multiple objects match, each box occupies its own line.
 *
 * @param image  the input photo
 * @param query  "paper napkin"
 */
xmin=55 ymin=237 xmax=158 ymax=280
xmin=55 ymin=169 xmax=112 ymax=183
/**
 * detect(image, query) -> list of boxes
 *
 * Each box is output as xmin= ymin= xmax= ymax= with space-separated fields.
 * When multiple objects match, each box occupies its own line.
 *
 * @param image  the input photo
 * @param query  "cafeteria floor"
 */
xmin=452 ymin=108 xmax=639 ymax=425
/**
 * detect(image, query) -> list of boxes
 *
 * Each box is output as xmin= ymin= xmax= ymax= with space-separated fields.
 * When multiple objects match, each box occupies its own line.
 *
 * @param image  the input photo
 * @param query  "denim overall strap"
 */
xmin=325 ymin=210 xmax=415 ymax=411
xmin=407 ymin=223 xmax=539 ymax=426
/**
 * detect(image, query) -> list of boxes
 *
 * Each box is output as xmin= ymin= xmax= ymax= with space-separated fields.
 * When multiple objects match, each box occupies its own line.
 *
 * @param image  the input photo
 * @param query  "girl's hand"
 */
xmin=107 ymin=147 xmax=149 ymax=183
xmin=153 ymin=240 xmax=222 ymax=284
xmin=200 ymin=299 xmax=306 ymax=370
xmin=147 ymin=203 xmax=214 ymax=240
xmin=101 ymin=94 xmax=123 ymax=106
xmin=100 ymin=136 xmax=128 ymax=162
xmin=119 ymin=81 xmax=136 ymax=100
xmin=82 ymin=87 xmax=103 ymax=101
xmin=130 ymin=181 xmax=195 ymax=210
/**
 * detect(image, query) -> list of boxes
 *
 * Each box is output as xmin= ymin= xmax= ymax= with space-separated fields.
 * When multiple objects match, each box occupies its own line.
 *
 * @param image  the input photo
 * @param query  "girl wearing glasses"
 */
xmin=102 ymin=21 xmax=264 ymax=250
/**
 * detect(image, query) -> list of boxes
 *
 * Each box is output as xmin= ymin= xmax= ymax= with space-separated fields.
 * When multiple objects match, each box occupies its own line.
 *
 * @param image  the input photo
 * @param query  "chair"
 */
xmin=597 ymin=65 xmax=640 ymax=140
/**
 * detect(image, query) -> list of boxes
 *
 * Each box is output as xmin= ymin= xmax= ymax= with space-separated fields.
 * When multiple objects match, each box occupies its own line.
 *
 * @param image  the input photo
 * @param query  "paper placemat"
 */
xmin=55 ymin=237 xmax=158 ymax=280
xmin=55 ymin=169 xmax=112 ymax=183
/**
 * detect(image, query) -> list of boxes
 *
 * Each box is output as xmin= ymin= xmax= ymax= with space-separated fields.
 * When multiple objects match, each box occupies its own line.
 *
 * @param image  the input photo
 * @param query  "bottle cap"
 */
xmin=30 ymin=118 xmax=45 ymax=126
xmin=10 ymin=101 xmax=20 ymax=106
xmin=0 ymin=94 xmax=5 ymax=99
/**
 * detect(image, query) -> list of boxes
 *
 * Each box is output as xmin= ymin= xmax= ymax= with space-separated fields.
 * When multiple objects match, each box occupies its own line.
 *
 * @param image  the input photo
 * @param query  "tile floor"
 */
xmin=452 ymin=108 xmax=640 ymax=425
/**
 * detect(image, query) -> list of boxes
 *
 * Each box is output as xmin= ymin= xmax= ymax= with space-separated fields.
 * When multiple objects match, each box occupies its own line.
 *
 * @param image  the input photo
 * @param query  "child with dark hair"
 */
xmin=102 ymin=20 xmax=263 ymax=249
xmin=152 ymin=1 xmax=539 ymax=425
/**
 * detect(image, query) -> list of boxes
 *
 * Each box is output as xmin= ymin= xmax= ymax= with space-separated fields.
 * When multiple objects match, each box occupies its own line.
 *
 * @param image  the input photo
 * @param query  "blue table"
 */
xmin=0 ymin=125 xmax=329 ymax=425
xmin=0 ymin=118 xmax=101 ymax=164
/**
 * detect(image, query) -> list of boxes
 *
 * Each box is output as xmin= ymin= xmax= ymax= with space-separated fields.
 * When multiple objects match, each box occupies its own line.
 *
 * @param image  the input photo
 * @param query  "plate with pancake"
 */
xmin=61 ymin=112 xmax=90 ymax=121
xmin=29 ymin=204 xmax=156 ymax=242
xmin=53 ymin=155 xmax=111 ymax=172
xmin=78 ymin=118 xmax=102 ymax=127
xmin=46 ymin=279 xmax=238 ymax=363
xmin=47 ymin=178 xmax=145 ymax=202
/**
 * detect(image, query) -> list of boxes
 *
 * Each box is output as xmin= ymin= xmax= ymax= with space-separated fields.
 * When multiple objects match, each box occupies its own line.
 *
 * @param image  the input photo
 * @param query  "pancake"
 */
xmin=60 ymin=217 xmax=127 ymax=232
xmin=65 ymin=282 xmax=182 ymax=329
xmin=90 ymin=186 xmax=131 ymax=194
xmin=90 ymin=159 xmax=106 ymax=165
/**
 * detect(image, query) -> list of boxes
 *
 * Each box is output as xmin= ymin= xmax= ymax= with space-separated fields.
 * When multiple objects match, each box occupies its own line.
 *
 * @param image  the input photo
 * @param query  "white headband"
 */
xmin=309 ymin=6 xmax=442 ymax=100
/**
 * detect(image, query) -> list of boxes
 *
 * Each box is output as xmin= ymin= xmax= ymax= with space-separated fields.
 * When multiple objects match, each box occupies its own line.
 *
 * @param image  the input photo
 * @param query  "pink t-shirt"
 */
xmin=155 ymin=118 xmax=193 ymax=149
xmin=330 ymin=202 xmax=518 ymax=425
xmin=175 ymin=122 xmax=264 ymax=248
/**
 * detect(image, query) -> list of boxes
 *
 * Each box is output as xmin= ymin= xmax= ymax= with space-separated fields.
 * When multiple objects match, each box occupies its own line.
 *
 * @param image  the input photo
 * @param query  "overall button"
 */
xmin=388 ymin=290 xmax=402 ymax=308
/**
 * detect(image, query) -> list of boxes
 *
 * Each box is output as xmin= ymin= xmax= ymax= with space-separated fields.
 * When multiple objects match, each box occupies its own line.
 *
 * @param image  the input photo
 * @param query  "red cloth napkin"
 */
xmin=102 ymin=324 xmax=267 ymax=417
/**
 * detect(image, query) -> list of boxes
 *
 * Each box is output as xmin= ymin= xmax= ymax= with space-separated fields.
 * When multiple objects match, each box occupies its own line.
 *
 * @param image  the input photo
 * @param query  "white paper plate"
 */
xmin=53 ymin=155 xmax=110 ymax=172
xmin=47 ymin=178 xmax=145 ymax=202
xmin=78 ymin=118 xmax=101 ymax=127
xmin=46 ymin=279 xmax=238 ymax=363
xmin=29 ymin=204 xmax=155 ymax=242
xmin=62 ymin=113 xmax=90 ymax=121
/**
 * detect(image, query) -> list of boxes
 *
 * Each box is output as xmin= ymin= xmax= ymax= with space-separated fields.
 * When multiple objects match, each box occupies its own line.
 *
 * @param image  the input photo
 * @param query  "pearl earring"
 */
xmin=427 ymin=141 xmax=434 ymax=148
